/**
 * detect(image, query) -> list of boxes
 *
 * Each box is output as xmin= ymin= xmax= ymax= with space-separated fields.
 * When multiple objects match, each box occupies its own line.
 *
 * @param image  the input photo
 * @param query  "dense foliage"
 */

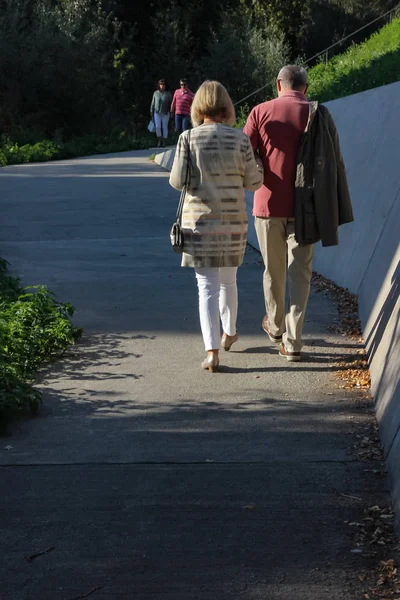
xmin=308 ymin=17 xmax=400 ymax=102
xmin=0 ymin=0 xmax=397 ymax=149
xmin=0 ymin=259 xmax=82 ymax=426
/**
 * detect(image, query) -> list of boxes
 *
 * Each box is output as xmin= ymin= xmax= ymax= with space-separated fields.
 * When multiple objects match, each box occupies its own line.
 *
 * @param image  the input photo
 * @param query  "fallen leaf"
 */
xmin=341 ymin=493 xmax=362 ymax=501
xmin=25 ymin=546 xmax=55 ymax=563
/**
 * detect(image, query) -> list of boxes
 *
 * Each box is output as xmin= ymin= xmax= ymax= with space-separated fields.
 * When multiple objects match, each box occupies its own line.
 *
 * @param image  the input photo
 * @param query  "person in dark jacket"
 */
xmin=244 ymin=65 xmax=353 ymax=361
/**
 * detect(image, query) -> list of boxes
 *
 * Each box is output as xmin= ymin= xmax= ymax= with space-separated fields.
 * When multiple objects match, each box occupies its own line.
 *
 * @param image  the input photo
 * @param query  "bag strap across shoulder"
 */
xmin=176 ymin=130 xmax=191 ymax=223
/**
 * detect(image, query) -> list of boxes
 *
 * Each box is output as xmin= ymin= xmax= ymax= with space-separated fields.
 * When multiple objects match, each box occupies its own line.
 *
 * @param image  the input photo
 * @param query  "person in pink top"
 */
xmin=171 ymin=78 xmax=195 ymax=134
xmin=244 ymin=65 xmax=312 ymax=362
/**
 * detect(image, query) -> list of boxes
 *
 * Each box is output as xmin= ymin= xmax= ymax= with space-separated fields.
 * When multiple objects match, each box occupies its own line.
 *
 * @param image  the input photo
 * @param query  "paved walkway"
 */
xmin=0 ymin=150 xmax=390 ymax=599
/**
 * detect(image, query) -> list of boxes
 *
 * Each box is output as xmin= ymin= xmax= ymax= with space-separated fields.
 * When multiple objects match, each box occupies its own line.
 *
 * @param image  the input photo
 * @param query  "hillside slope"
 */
xmin=308 ymin=17 xmax=400 ymax=102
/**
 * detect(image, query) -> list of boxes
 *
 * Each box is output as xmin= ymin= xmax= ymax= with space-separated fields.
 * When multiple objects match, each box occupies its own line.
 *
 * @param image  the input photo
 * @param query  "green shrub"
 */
xmin=0 ymin=258 xmax=22 ymax=302
xmin=0 ymin=260 xmax=82 ymax=426
xmin=0 ymin=130 xmax=158 ymax=166
xmin=308 ymin=18 xmax=400 ymax=102
xmin=2 ymin=286 xmax=80 ymax=379
xmin=1 ymin=140 xmax=60 ymax=165
xmin=0 ymin=365 xmax=42 ymax=427
xmin=234 ymin=104 xmax=251 ymax=129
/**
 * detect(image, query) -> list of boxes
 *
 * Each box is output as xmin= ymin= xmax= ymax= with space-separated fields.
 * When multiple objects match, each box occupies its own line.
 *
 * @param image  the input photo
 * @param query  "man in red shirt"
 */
xmin=171 ymin=78 xmax=195 ymax=134
xmin=243 ymin=65 xmax=313 ymax=362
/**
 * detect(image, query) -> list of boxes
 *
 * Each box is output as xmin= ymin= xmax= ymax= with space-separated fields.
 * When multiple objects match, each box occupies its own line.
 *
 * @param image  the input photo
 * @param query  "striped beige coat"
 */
xmin=169 ymin=124 xmax=263 ymax=268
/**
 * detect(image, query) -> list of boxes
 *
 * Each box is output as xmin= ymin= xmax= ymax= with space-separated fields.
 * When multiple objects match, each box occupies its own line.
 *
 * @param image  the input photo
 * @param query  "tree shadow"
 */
xmin=1 ymin=388 xmax=383 ymax=599
xmin=37 ymin=332 xmax=147 ymax=385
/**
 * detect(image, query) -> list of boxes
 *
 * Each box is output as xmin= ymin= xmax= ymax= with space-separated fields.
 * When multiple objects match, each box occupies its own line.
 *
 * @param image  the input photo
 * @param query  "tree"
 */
xmin=250 ymin=0 xmax=312 ymax=56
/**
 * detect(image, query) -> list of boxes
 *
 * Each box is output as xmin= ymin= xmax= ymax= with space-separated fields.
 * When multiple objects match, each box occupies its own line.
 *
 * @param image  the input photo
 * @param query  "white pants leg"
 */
xmin=154 ymin=112 xmax=169 ymax=138
xmin=219 ymin=267 xmax=238 ymax=337
xmin=195 ymin=267 xmax=238 ymax=350
xmin=161 ymin=113 xmax=169 ymax=138
xmin=154 ymin=112 xmax=162 ymax=137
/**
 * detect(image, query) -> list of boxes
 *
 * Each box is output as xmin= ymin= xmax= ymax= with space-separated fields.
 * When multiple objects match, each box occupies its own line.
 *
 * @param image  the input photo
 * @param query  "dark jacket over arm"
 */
xmin=323 ymin=108 xmax=354 ymax=226
xmin=295 ymin=103 xmax=354 ymax=246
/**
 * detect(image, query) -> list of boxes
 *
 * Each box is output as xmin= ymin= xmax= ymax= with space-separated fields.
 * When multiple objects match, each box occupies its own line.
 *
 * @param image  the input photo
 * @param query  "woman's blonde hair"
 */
xmin=191 ymin=80 xmax=235 ymax=127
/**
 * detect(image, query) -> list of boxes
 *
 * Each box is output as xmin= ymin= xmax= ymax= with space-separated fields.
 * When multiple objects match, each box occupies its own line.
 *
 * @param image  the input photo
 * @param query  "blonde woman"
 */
xmin=169 ymin=80 xmax=263 ymax=372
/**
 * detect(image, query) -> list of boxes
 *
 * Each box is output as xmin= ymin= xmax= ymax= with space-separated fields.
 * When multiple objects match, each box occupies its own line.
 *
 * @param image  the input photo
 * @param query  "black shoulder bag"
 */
xmin=170 ymin=131 xmax=191 ymax=253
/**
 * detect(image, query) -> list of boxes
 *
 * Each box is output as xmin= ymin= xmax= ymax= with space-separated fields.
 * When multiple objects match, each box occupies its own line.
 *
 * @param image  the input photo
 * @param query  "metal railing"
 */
xmin=305 ymin=3 xmax=400 ymax=66
xmin=233 ymin=3 xmax=400 ymax=108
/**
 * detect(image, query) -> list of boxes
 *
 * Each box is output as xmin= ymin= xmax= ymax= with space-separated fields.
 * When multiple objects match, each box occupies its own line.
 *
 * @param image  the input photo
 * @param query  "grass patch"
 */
xmin=308 ymin=17 xmax=400 ymax=102
xmin=0 ymin=258 xmax=82 ymax=427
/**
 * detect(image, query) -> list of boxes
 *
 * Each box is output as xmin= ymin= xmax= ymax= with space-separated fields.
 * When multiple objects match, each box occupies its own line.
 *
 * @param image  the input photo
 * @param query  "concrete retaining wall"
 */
xmin=313 ymin=82 xmax=400 ymax=520
xmin=156 ymin=83 xmax=400 ymax=517
xmin=154 ymin=148 xmax=176 ymax=172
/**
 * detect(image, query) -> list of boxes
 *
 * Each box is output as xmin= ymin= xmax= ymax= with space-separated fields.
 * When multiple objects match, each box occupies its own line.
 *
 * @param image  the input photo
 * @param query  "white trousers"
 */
xmin=154 ymin=112 xmax=169 ymax=138
xmin=195 ymin=267 xmax=238 ymax=350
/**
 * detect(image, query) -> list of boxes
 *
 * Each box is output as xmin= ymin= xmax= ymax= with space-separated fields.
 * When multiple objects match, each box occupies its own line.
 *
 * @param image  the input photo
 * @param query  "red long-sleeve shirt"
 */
xmin=244 ymin=91 xmax=309 ymax=218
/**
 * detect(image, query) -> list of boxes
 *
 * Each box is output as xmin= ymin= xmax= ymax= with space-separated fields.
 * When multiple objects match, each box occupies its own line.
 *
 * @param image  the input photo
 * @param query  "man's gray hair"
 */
xmin=277 ymin=65 xmax=308 ymax=90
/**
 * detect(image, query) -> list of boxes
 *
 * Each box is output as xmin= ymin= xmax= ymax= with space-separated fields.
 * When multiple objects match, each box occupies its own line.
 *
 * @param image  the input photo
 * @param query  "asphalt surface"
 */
xmin=0 ymin=149 xmax=391 ymax=599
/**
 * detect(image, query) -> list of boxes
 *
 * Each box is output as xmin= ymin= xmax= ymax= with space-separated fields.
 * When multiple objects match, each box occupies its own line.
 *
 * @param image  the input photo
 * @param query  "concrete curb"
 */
xmin=154 ymin=148 xmax=176 ymax=172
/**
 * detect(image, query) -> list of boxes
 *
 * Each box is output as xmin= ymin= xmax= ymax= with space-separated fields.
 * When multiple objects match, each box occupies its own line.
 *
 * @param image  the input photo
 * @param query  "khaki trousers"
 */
xmin=255 ymin=217 xmax=314 ymax=352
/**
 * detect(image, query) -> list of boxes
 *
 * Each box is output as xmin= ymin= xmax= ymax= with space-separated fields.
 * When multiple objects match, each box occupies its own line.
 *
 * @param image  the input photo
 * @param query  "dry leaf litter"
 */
xmin=312 ymin=272 xmax=370 ymax=390
xmin=312 ymin=272 xmax=399 ymax=599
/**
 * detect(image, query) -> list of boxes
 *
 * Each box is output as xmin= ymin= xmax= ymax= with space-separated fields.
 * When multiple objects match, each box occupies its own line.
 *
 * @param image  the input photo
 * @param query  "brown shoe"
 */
xmin=221 ymin=332 xmax=239 ymax=351
xmin=262 ymin=315 xmax=282 ymax=344
xmin=279 ymin=343 xmax=301 ymax=362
